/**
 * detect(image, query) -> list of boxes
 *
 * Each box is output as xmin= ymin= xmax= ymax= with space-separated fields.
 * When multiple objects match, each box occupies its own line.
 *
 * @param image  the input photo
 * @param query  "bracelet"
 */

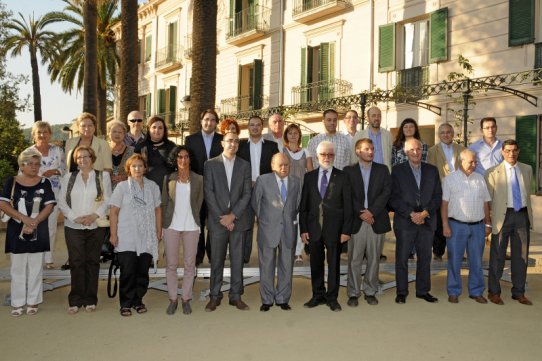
xmin=485 ymin=224 xmax=492 ymax=228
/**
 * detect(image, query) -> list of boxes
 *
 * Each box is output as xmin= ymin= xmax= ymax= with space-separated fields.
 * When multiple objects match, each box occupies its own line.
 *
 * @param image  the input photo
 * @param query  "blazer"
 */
xmin=299 ymin=167 xmax=352 ymax=245
xmin=427 ymin=142 xmax=466 ymax=181
xmin=485 ymin=161 xmax=533 ymax=234
xmin=343 ymin=162 xmax=392 ymax=235
xmin=251 ymin=173 xmax=301 ymax=249
xmin=203 ymin=155 xmax=252 ymax=232
xmin=161 ymin=171 xmax=204 ymax=229
xmin=237 ymin=138 xmax=279 ymax=177
xmin=350 ymin=128 xmax=392 ymax=171
xmin=389 ymin=162 xmax=442 ymax=231
xmin=65 ymin=136 xmax=112 ymax=172
xmin=184 ymin=131 xmax=223 ymax=176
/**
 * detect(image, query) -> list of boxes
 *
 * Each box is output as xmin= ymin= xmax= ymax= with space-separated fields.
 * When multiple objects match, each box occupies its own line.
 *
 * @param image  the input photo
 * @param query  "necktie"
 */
xmin=511 ymin=166 xmax=522 ymax=211
xmin=320 ymin=169 xmax=328 ymax=199
xmin=280 ymin=179 xmax=287 ymax=203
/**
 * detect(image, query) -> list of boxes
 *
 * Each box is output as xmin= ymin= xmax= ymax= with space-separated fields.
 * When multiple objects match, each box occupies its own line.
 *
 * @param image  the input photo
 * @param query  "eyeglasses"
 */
xmin=318 ymin=153 xmax=335 ymax=158
xmin=129 ymin=118 xmax=143 ymax=123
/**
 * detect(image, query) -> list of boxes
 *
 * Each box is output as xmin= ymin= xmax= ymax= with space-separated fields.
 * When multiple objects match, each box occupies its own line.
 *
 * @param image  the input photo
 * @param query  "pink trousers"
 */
xmin=163 ymin=228 xmax=199 ymax=301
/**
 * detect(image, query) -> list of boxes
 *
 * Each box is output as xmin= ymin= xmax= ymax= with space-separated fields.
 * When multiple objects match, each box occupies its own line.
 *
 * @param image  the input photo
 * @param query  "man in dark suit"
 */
xmin=203 ymin=131 xmax=252 ymax=311
xmin=251 ymin=153 xmax=301 ymax=311
xmin=344 ymin=138 xmax=391 ymax=307
xmin=300 ymin=141 xmax=352 ymax=312
xmin=390 ymin=138 xmax=442 ymax=304
xmin=237 ymin=115 xmax=279 ymax=263
xmin=184 ymin=109 xmax=223 ymax=265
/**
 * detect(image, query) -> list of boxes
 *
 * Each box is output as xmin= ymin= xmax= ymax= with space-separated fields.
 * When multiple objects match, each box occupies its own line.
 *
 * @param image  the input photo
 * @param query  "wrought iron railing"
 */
xmin=396 ymin=66 xmax=429 ymax=100
xmin=292 ymin=0 xmax=349 ymax=16
xmin=291 ymin=79 xmax=352 ymax=104
xmin=227 ymin=5 xmax=270 ymax=38
xmin=221 ymin=94 xmax=269 ymax=114
xmin=155 ymin=44 xmax=182 ymax=69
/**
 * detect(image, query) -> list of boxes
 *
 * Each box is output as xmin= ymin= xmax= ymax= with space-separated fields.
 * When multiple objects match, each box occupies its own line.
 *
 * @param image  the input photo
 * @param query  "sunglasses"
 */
xmin=129 ymin=118 xmax=143 ymax=123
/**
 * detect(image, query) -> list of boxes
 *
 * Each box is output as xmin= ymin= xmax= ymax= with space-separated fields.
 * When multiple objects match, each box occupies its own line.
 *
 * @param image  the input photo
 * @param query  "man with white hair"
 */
xmin=263 ymin=113 xmax=285 ymax=152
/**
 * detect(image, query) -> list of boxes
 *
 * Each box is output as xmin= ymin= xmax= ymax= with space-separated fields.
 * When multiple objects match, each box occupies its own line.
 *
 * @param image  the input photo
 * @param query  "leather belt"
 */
xmin=449 ymin=218 xmax=483 ymax=226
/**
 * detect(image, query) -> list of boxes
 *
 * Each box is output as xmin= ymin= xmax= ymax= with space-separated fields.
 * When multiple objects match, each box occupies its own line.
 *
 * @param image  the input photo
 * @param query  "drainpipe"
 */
xmin=278 ymin=0 xmax=285 ymax=108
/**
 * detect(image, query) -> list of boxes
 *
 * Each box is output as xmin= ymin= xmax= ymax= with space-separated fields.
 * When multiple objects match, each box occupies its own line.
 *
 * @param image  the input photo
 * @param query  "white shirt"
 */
xmin=442 ymin=170 xmax=491 ymax=222
xmin=249 ymin=137 xmax=263 ymax=182
xmin=440 ymin=142 xmax=455 ymax=172
xmin=504 ymin=161 xmax=527 ymax=208
xmin=168 ymin=182 xmax=200 ymax=232
xmin=222 ymin=154 xmax=235 ymax=190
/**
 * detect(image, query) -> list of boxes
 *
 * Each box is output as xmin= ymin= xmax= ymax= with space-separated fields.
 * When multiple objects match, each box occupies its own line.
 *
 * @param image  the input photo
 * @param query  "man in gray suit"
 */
xmin=203 ymin=132 xmax=252 ymax=311
xmin=252 ymin=153 xmax=301 ymax=311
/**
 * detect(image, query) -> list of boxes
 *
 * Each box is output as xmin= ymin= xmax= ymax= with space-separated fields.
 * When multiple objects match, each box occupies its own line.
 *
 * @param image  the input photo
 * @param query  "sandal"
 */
xmin=26 ymin=305 xmax=38 ymax=315
xmin=45 ymin=263 xmax=55 ymax=270
xmin=67 ymin=306 xmax=79 ymax=315
xmin=120 ymin=307 xmax=132 ymax=317
xmin=11 ymin=307 xmax=24 ymax=317
xmin=134 ymin=304 xmax=147 ymax=314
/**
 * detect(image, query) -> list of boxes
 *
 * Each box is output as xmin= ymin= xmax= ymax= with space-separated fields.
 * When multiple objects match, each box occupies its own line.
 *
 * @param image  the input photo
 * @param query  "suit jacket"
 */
xmin=299 ymin=167 xmax=352 ymax=244
xmin=184 ymin=131 xmax=223 ymax=176
xmin=251 ymin=173 xmax=301 ymax=249
xmin=350 ymin=128 xmax=392 ymax=171
xmin=427 ymin=142 xmax=465 ymax=181
xmin=390 ymin=162 xmax=442 ymax=231
xmin=237 ymin=138 xmax=279 ymax=177
xmin=343 ymin=162 xmax=392 ymax=235
xmin=203 ymin=155 xmax=252 ymax=232
xmin=485 ymin=161 xmax=533 ymax=233
xmin=161 ymin=171 xmax=203 ymax=229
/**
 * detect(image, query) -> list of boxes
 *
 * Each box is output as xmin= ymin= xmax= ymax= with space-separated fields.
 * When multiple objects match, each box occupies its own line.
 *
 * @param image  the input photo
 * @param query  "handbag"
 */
xmin=94 ymin=171 xmax=110 ymax=227
xmin=107 ymin=252 xmax=120 ymax=298
xmin=0 ymin=177 xmax=16 ymax=223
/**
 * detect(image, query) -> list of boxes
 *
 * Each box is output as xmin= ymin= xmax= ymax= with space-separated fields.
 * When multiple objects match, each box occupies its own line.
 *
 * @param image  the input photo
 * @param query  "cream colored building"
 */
xmin=116 ymin=0 xmax=542 ymax=227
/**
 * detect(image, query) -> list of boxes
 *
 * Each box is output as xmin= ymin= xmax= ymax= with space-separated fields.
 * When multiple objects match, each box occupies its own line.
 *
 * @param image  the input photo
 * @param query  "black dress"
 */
xmin=1 ymin=177 xmax=56 ymax=254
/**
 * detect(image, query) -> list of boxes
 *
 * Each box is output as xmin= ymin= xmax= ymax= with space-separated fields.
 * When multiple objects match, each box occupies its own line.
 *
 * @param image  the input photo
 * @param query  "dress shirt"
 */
xmin=368 ymin=130 xmax=384 ymax=165
xmin=222 ymin=154 xmax=235 ymax=191
xmin=441 ymin=142 xmax=455 ymax=172
xmin=249 ymin=137 xmax=263 ymax=182
xmin=468 ymin=138 xmax=503 ymax=175
xmin=275 ymin=173 xmax=288 ymax=199
xmin=307 ymin=133 xmax=351 ymax=170
xmin=342 ymin=130 xmax=355 ymax=145
xmin=202 ymin=130 xmax=215 ymax=159
xmin=318 ymin=167 xmax=333 ymax=192
xmin=359 ymin=162 xmax=372 ymax=208
xmin=503 ymin=161 xmax=527 ymax=208
xmin=409 ymin=162 xmax=422 ymax=189
xmin=168 ymin=182 xmax=200 ymax=232
xmin=442 ymin=170 xmax=491 ymax=222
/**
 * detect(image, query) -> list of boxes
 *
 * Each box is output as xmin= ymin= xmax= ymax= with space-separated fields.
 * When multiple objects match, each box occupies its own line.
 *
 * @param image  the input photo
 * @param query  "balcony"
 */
xmin=221 ymin=94 xmax=269 ymax=116
xmin=184 ymin=34 xmax=192 ymax=59
xmin=292 ymin=0 xmax=350 ymax=23
xmin=226 ymin=5 xmax=270 ymax=46
xmin=155 ymin=44 xmax=182 ymax=73
xmin=291 ymin=79 xmax=352 ymax=105
xmin=395 ymin=66 xmax=429 ymax=101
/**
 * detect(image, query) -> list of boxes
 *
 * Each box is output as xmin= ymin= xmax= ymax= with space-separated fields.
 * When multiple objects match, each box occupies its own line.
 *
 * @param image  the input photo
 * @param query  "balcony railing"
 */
xmin=221 ymin=94 xmax=269 ymax=115
xmin=291 ymin=79 xmax=352 ymax=104
xmin=184 ymin=35 xmax=192 ymax=59
xmin=292 ymin=0 xmax=350 ymax=22
xmin=396 ymin=66 xmax=429 ymax=101
xmin=155 ymin=44 xmax=182 ymax=71
xmin=226 ymin=5 xmax=270 ymax=44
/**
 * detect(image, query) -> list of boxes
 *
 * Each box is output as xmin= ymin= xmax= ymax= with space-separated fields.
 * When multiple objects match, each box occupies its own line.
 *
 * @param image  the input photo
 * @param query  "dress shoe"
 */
xmin=182 ymin=301 xmax=192 ymax=315
xmin=260 ymin=303 xmax=272 ymax=312
xmin=347 ymin=297 xmax=359 ymax=307
xmin=448 ymin=295 xmax=459 ymax=304
xmin=276 ymin=303 xmax=292 ymax=311
xmin=364 ymin=295 xmax=378 ymax=305
xmin=327 ymin=300 xmax=342 ymax=312
xmin=512 ymin=295 xmax=533 ymax=306
xmin=229 ymin=299 xmax=250 ymax=310
xmin=380 ymin=254 xmax=387 ymax=261
xmin=304 ymin=297 xmax=326 ymax=308
xmin=469 ymin=295 xmax=488 ymax=304
xmin=166 ymin=300 xmax=178 ymax=315
xmin=205 ymin=298 xmax=221 ymax=312
xmin=488 ymin=293 xmax=504 ymax=305
xmin=433 ymin=253 xmax=443 ymax=261
xmin=395 ymin=295 xmax=406 ymax=304
xmin=416 ymin=293 xmax=439 ymax=303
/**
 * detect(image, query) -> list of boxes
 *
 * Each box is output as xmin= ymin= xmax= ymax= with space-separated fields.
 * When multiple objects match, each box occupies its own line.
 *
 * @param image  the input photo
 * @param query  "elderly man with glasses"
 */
xmin=124 ymin=110 xmax=146 ymax=147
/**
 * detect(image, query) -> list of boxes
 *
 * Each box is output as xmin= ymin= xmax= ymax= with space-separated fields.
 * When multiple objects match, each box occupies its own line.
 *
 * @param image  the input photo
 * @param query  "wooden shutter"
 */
xmin=300 ymin=47 xmax=307 ymax=103
xmin=319 ymin=42 xmax=335 ymax=100
xmin=168 ymin=86 xmax=177 ymax=128
xmin=379 ymin=24 xmax=395 ymax=72
xmin=429 ymin=7 xmax=448 ymax=63
xmin=237 ymin=65 xmax=243 ymax=111
xmin=516 ymin=115 xmax=537 ymax=192
xmin=168 ymin=22 xmax=178 ymax=60
xmin=158 ymin=89 xmax=166 ymax=114
xmin=509 ymin=0 xmax=535 ymax=46
xmin=145 ymin=34 xmax=152 ymax=62
xmin=145 ymin=93 xmax=151 ymax=118
xmin=252 ymin=59 xmax=263 ymax=110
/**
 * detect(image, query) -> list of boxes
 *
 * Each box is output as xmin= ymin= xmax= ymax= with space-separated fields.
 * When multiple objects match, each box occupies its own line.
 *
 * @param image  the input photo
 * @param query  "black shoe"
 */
xmin=61 ymin=261 xmax=70 ymax=270
xmin=303 ymin=297 xmax=326 ymax=308
xmin=347 ymin=297 xmax=358 ymax=307
xmin=195 ymin=257 xmax=203 ymax=266
xmin=395 ymin=295 xmax=406 ymax=304
xmin=260 ymin=303 xmax=272 ymax=312
xmin=380 ymin=254 xmax=387 ymax=261
xmin=408 ymin=253 xmax=415 ymax=260
xmin=327 ymin=300 xmax=342 ymax=312
xmin=364 ymin=295 xmax=378 ymax=305
xmin=433 ymin=253 xmax=443 ymax=261
xmin=416 ymin=293 xmax=439 ymax=303
xmin=276 ymin=303 xmax=292 ymax=311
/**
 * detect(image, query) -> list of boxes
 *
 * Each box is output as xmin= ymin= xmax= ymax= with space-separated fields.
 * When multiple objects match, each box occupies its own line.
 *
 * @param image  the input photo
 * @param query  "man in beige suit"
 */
xmin=427 ymin=123 xmax=466 ymax=260
xmin=351 ymin=107 xmax=392 ymax=171
xmin=485 ymin=139 xmax=533 ymax=306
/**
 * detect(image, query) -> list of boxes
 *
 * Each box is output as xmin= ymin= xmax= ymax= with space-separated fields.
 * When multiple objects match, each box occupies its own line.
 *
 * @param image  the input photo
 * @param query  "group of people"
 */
xmin=0 ymin=107 xmax=534 ymax=318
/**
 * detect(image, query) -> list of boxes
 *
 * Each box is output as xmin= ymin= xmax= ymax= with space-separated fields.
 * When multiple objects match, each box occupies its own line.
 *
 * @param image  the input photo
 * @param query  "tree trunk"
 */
xmin=83 ymin=0 xmax=99 ymax=132
xmin=189 ymin=0 xmax=217 ymax=134
xmin=29 ymin=46 xmax=42 ymax=122
xmin=97 ymin=77 xmax=107 ymax=135
xmin=119 ymin=0 xmax=139 ymax=125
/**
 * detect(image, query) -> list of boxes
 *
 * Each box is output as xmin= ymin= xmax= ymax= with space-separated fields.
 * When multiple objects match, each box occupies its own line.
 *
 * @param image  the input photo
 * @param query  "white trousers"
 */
xmin=10 ymin=253 xmax=44 ymax=307
xmin=43 ymin=205 xmax=59 ymax=264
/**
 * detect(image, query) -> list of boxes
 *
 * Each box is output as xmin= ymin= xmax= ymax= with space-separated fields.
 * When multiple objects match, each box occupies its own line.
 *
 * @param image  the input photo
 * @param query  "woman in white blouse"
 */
xmin=161 ymin=145 xmax=203 ymax=315
xmin=109 ymin=154 xmax=161 ymax=317
xmin=58 ymin=145 xmax=111 ymax=314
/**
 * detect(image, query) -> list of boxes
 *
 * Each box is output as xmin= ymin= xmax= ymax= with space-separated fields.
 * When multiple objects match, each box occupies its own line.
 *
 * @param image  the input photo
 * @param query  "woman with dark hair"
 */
xmin=219 ymin=118 xmax=240 ymax=134
xmin=391 ymin=118 xmax=428 ymax=166
xmin=161 ymin=145 xmax=203 ymax=315
xmin=108 ymin=120 xmax=134 ymax=190
xmin=134 ymin=116 xmax=176 ymax=189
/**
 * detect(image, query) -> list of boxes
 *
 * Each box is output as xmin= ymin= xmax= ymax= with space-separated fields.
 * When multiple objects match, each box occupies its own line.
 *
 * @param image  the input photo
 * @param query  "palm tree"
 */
xmin=48 ymin=0 xmax=119 ymax=135
xmin=83 ymin=0 xmax=98 ymax=123
xmin=119 ymin=0 xmax=139 ymax=124
xmin=189 ymin=0 xmax=217 ymax=133
xmin=3 ymin=12 xmax=61 ymax=122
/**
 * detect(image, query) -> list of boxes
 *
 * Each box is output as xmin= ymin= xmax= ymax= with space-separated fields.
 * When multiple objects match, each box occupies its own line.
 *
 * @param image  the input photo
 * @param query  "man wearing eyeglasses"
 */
xmin=342 ymin=109 xmax=359 ymax=142
xmin=124 ymin=110 xmax=146 ymax=147
xmin=468 ymin=117 xmax=503 ymax=175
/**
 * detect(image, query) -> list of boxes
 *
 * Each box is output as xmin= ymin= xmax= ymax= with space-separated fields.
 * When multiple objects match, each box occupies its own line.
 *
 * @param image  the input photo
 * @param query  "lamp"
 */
xmin=62 ymin=126 xmax=73 ymax=138
xmin=181 ymin=95 xmax=191 ymax=109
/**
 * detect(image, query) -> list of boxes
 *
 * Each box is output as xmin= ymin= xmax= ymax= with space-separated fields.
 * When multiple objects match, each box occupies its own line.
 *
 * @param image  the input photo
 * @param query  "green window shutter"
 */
xmin=378 ymin=24 xmax=395 ymax=72
xmin=319 ymin=42 xmax=331 ymax=100
xmin=168 ymin=86 xmax=177 ymax=128
xmin=168 ymin=22 xmax=178 ymax=60
xmin=237 ymin=65 xmax=243 ymax=111
xmin=145 ymin=93 xmax=151 ymax=118
xmin=300 ymin=47 xmax=307 ymax=103
xmin=252 ymin=59 xmax=263 ymax=110
xmin=145 ymin=35 xmax=152 ymax=62
xmin=301 ymin=134 xmax=310 ymax=148
xmin=429 ymin=7 xmax=448 ymax=63
xmin=516 ymin=115 xmax=537 ymax=192
xmin=158 ymin=89 xmax=166 ymax=114
xmin=509 ymin=0 xmax=535 ymax=46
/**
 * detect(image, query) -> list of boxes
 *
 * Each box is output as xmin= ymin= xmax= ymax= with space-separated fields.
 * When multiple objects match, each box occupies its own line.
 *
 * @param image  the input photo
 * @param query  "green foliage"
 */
xmin=446 ymin=55 xmax=476 ymax=145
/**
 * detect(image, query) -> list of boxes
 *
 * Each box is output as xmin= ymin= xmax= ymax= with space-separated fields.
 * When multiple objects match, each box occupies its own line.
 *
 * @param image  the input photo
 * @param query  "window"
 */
xmin=157 ymin=86 xmax=177 ymax=128
xmin=403 ymin=20 xmax=429 ymax=69
xmin=238 ymin=59 xmax=263 ymax=111
xmin=145 ymin=34 xmax=152 ymax=63
xmin=509 ymin=0 xmax=535 ymax=46
xmin=516 ymin=115 xmax=540 ymax=193
xmin=138 ymin=94 xmax=151 ymax=118
xmin=300 ymin=42 xmax=335 ymax=102
xmin=167 ymin=21 xmax=178 ymax=61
